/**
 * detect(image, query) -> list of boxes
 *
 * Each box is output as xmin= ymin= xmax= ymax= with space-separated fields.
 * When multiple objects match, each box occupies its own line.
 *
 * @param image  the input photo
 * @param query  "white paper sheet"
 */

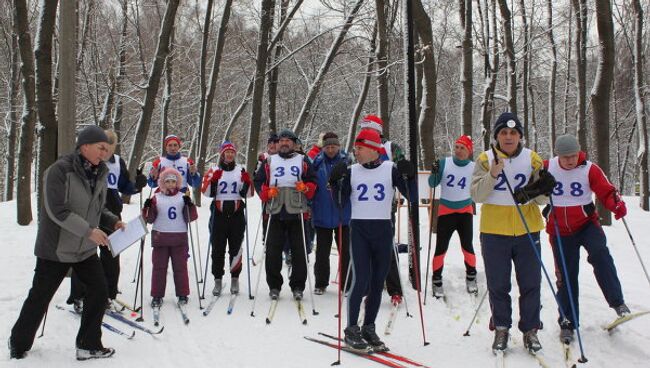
xmin=108 ymin=215 xmax=148 ymax=257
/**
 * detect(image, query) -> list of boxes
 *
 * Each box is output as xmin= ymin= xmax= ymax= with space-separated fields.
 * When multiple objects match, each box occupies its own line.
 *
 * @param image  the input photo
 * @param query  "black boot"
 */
xmin=361 ymin=324 xmax=388 ymax=352
xmin=344 ymin=326 xmax=369 ymax=352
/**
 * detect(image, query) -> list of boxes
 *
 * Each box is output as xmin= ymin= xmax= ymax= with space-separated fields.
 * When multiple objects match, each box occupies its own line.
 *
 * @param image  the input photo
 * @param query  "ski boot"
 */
xmin=559 ymin=328 xmax=574 ymax=344
xmin=614 ymin=303 xmax=631 ymax=318
xmin=344 ymin=325 xmax=370 ymax=352
xmin=73 ymin=298 xmax=84 ymax=314
xmin=230 ymin=278 xmax=239 ymax=295
xmin=8 ymin=339 xmax=26 ymax=360
xmin=178 ymin=296 xmax=189 ymax=306
xmin=76 ymin=347 xmax=115 ymax=361
xmin=151 ymin=297 xmax=163 ymax=308
xmin=466 ymin=275 xmax=478 ymax=294
xmin=432 ymin=284 xmax=445 ymax=299
xmin=269 ymin=289 xmax=280 ymax=300
xmin=314 ymin=287 xmax=326 ymax=295
xmin=523 ymin=329 xmax=542 ymax=353
xmin=390 ymin=294 xmax=403 ymax=306
xmin=292 ymin=289 xmax=303 ymax=301
xmin=492 ymin=327 xmax=509 ymax=353
xmin=362 ymin=323 xmax=388 ymax=352
xmin=213 ymin=278 xmax=223 ymax=296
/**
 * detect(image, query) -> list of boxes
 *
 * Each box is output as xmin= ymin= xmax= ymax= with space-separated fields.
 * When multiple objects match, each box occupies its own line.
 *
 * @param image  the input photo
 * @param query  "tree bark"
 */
xmin=194 ymin=0 xmax=214 ymax=160
xmin=546 ymin=0 xmax=557 ymax=153
xmin=160 ymin=29 xmax=174 ymax=155
xmin=126 ymin=0 xmax=180 ymax=179
xmin=35 ymin=0 xmax=60 ymax=213
xmin=14 ymin=0 xmax=38 ymax=225
xmin=479 ymin=0 xmax=499 ymax=150
xmin=519 ymin=0 xmax=530 ymax=142
xmin=4 ymin=30 xmax=20 ymax=202
xmin=591 ymin=0 xmax=615 ymax=225
xmin=375 ymin=0 xmax=391 ymax=136
xmin=267 ymin=0 xmax=289 ymax=134
xmin=497 ymin=0 xmax=517 ymax=113
xmin=563 ymin=3 xmax=573 ymax=132
xmin=112 ymin=0 xmax=128 ymax=156
xmin=291 ymin=0 xmax=366 ymax=136
xmin=460 ymin=0 xmax=473 ymax=137
xmin=572 ymin=0 xmax=588 ymax=152
xmin=632 ymin=0 xmax=648 ymax=210
xmin=245 ymin=0 xmax=274 ymax=174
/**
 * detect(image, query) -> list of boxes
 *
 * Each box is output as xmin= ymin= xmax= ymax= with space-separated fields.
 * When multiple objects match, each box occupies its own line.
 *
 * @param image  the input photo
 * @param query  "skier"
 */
xmin=358 ymin=114 xmax=406 ymax=306
xmin=253 ymin=129 xmax=317 ymax=300
xmin=201 ymin=141 xmax=254 ymax=296
xmin=9 ymin=126 xmax=124 ymax=360
xmin=427 ymin=135 xmax=477 ymax=297
xmin=311 ymin=132 xmax=352 ymax=294
xmin=470 ymin=112 xmax=556 ymax=354
xmin=544 ymin=134 xmax=630 ymax=343
xmin=147 ymin=134 xmax=201 ymax=192
xmin=329 ymin=129 xmax=416 ymax=352
xmin=142 ymin=167 xmax=198 ymax=309
xmin=67 ymin=129 xmax=147 ymax=313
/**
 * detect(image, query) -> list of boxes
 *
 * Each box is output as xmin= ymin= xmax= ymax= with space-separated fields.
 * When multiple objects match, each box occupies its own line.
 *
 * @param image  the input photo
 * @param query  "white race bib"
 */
xmin=548 ymin=157 xmax=594 ymax=206
xmin=152 ymin=192 xmax=188 ymax=233
xmin=439 ymin=157 xmax=474 ymax=202
xmin=350 ymin=161 xmax=394 ymax=220
xmin=485 ymin=148 xmax=533 ymax=206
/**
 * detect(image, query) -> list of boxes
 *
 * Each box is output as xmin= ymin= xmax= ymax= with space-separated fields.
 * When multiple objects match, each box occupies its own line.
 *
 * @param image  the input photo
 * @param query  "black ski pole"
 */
xmin=38 ymin=307 xmax=48 ymax=338
xmin=244 ymin=196 xmax=253 ymax=299
xmin=200 ymin=237 xmax=212 ymax=300
xmin=423 ymin=182 xmax=436 ymax=305
xmin=185 ymin=194 xmax=203 ymax=310
xmin=549 ymin=196 xmax=588 ymax=363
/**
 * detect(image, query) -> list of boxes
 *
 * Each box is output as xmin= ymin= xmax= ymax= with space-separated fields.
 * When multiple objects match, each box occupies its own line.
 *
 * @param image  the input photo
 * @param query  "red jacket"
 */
xmin=544 ymin=151 xmax=620 ymax=236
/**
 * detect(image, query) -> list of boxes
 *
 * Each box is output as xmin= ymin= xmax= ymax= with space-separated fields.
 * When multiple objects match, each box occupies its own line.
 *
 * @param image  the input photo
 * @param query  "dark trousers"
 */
xmin=432 ymin=213 xmax=476 ymax=281
xmin=11 ymin=255 xmax=108 ymax=353
xmin=314 ymin=226 xmax=350 ymax=289
xmin=69 ymin=246 xmax=120 ymax=301
xmin=151 ymin=244 xmax=190 ymax=298
xmin=210 ymin=209 xmax=246 ymax=279
xmin=347 ymin=219 xmax=393 ymax=327
xmin=385 ymin=212 xmax=403 ymax=296
xmin=481 ymin=232 xmax=541 ymax=333
xmin=550 ymin=221 xmax=624 ymax=329
xmin=265 ymin=216 xmax=307 ymax=291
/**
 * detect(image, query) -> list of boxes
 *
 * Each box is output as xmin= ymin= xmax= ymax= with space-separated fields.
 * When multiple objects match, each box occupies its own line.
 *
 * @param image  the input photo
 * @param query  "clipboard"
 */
xmin=108 ymin=215 xmax=148 ymax=257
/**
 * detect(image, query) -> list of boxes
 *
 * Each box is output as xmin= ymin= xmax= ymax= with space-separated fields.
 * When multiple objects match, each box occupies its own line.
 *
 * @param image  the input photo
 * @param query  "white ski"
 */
xmin=266 ymin=300 xmax=278 ymax=324
xmin=153 ymin=306 xmax=161 ymax=327
xmin=178 ymin=301 xmax=190 ymax=324
xmin=384 ymin=302 xmax=400 ymax=335
xmin=202 ymin=294 xmax=223 ymax=317
xmin=227 ymin=294 xmax=238 ymax=315
xmin=295 ymin=299 xmax=307 ymax=325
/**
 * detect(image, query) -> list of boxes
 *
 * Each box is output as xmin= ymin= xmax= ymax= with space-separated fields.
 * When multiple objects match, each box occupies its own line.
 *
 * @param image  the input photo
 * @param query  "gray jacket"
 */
xmin=34 ymin=152 xmax=119 ymax=262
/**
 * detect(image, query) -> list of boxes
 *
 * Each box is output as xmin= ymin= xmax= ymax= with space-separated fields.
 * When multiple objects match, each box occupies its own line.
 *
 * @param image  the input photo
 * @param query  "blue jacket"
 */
xmin=311 ymin=150 xmax=351 ymax=228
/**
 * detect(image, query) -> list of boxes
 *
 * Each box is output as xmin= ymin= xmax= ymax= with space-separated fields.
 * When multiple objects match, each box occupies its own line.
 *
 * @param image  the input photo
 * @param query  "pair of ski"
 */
xmin=203 ymin=290 xmax=239 ymax=316
xmin=305 ymin=332 xmax=429 ymax=368
xmin=493 ymin=348 xmax=551 ymax=368
xmin=153 ymin=301 xmax=190 ymax=326
xmin=55 ymin=305 xmax=163 ymax=339
xmin=266 ymin=298 xmax=308 ymax=325
xmin=55 ymin=305 xmax=135 ymax=339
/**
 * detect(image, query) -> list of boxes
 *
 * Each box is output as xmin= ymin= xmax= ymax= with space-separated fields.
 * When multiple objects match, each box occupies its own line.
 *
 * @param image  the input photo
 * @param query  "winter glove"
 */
xmin=260 ymin=184 xmax=279 ymax=203
xmin=430 ymin=160 xmax=440 ymax=175
xmin=143 ymin=198 xmax=153 ymax=209
xmin=183 ymin=195 xmax=193 ymax=206
xmin=613 ymin=200 xmax=627 ymax=220
xmin=328 ymin=162 xmax=348 ymax=185
xmin=513 ymin=169 xmax=557 ymax=204
xmin=396 ymin=159 xmax=416 ymax=179
xmin=295 ymin=181 xmax=308 ymax=193
xmin=135 ymin=168 xmax=147 ymax=190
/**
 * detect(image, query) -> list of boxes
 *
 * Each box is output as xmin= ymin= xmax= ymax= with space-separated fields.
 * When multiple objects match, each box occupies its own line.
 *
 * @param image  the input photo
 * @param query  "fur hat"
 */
xmin=158 ymin=167 xmax=183 ymax=189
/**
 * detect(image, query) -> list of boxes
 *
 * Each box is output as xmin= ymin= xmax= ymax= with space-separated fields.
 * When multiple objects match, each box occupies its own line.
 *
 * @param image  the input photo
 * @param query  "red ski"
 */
xmin=304 ymin=336 xmax=407 ymax=368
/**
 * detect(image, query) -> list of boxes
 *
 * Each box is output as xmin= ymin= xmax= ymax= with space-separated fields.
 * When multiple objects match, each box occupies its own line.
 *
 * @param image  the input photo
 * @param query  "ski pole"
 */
xmin=200 ymin=236 xmax=212 ymax=300
xmin=423 ymin=183 xmax=436 ymax=305
xmin=250 ymin=193 xmax=276 ymax=317
xmin=620 ymin=217 xmax=650 ymax=288
xmin=244 ymin=196 xmax=253 ymax=299
xmin=391 ymin=240 xmax=412 ymax=318
xmin=131 ymin=245 xmax=142 ymax=283
xmin=297 ymin=178 xmax=318 ymax=316
xmin=185 ymin=194 xmax=203 ymax=309
xmin=549 ymin=196 xmax=588 ymax=363
xmin=136 ymin=234 xmax=145 ymax=322
xmin=191 ymin=189 xmax=204 ymax=283
xmin=332 ymin=175 xmax=345 ymax=366
xmin=38 ymin=307 xmax=48 ymax=338
xmin=400 ymin=171 xmax=429 ymax=346
xmin=463 ymin=289 xmax=488 ymax=336
xmin=249 ymin=211 xmax=264 ymax=265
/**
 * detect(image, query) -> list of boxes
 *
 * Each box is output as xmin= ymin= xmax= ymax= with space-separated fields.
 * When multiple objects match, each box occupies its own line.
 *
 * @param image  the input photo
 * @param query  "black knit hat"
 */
xmin=267 ymin=133 xmax=279 ymax=143
xmin=278 ymin=129 xmax=298 ymax=142
xmin=76 ymin=125 xmax=109 ymax=148
xmin=493 ymin=112 xmax=523 ymax=140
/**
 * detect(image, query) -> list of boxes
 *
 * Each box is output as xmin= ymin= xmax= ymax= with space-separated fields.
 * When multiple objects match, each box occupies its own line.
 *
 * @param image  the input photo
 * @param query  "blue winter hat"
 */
xmin=493 ymin=112 xmax=523 ymax=140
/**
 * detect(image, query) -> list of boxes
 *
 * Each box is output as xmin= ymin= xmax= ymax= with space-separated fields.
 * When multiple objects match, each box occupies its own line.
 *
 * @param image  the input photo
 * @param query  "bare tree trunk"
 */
xmin=5 ymin=30 xmax=20 ymax=202
xmin=194 ymin=0 xmax=214 ymax=160
xmin=529 ymin=83 xmax=538 ymax=151
xmin=546 ymin=0 xmax=557 ymax=152
xmin=460 ymin=0 xmax=473 ymax=136
xmin=591 ymin=0 xmax=615 ymax=226
xmin=245 ymin=0 xmax=274 ymax=174
xmin=412 ymin=0 xmax=437 ymax=166
xmin=14 ymin=0 xmax=38 ymax=225
xmin=346 ymin=26 xmax=377 ymax=153
xmin=35 ymin=0 xmax=60 ymax=213
xmin=59 ymin=0 xmax=77 ymax=156
xmin=563 ymin=3 xmax=572 ymax=132
xmin=160 ymin=29 xmax=174 ymax=154
xmin=126 ymin=0 xmax=180 ymax=178
xmin=112 ymin=0 xmax=128 ymax=156
xmin=497 ymin=0 xmax=517 ymax=113
xmin=292 ymin=0 xmax=366 ymax=136
xmin=75 ymin=0 xmax=92 ymax=72
xmin=479 ymin=0 xmax=499 ymax=150
xmin=632 ymin=0 xmax=648 ymax=210
xmin=375 ymin=0 xmax=391 ymax=136
xmin=572 ymin=0 xmax=588 ymax=152
xmin=267 ymin=0 xmax=289 ymax=134
xmin=98 ymin=78 xmax=115 ymax=129
xmin=519 ymin=0 xmax=529 ymax=142
xmin=194 ymin=0 xmax=233 ymax=205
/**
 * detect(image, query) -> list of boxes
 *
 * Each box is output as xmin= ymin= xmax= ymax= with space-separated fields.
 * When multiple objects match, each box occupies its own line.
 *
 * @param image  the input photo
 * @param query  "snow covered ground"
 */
xmin=1 ymin=195 xmax=649 ymax=367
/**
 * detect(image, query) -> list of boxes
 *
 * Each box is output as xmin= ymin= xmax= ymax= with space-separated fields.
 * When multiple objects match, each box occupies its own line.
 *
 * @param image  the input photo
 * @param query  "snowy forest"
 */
xmin=0 ymin=0 xmax=649 ymax=225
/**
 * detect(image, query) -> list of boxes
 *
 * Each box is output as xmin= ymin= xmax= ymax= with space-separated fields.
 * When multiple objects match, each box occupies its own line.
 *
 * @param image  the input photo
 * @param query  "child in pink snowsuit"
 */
xmin=142 ymin=167 xmax=198 ymax=306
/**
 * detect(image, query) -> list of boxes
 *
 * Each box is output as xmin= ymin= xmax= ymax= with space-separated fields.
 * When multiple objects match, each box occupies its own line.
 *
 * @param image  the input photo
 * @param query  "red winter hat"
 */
xmin=359 ymin=114 xmax=384 ymax=134
xmin=219 ymin=141 xmax=236 ymax=155
xmin=164 ymin=134 xmax=181 ymax=147
xmin=354 ymin=129 xmax=385 ymax=154
xmin=455 ymin=135 xmax=473 ymax=154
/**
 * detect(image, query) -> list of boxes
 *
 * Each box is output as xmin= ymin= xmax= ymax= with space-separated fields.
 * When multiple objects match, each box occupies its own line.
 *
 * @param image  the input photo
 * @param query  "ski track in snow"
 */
xmin=1 ymin=196 xmax=649 ymax=367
